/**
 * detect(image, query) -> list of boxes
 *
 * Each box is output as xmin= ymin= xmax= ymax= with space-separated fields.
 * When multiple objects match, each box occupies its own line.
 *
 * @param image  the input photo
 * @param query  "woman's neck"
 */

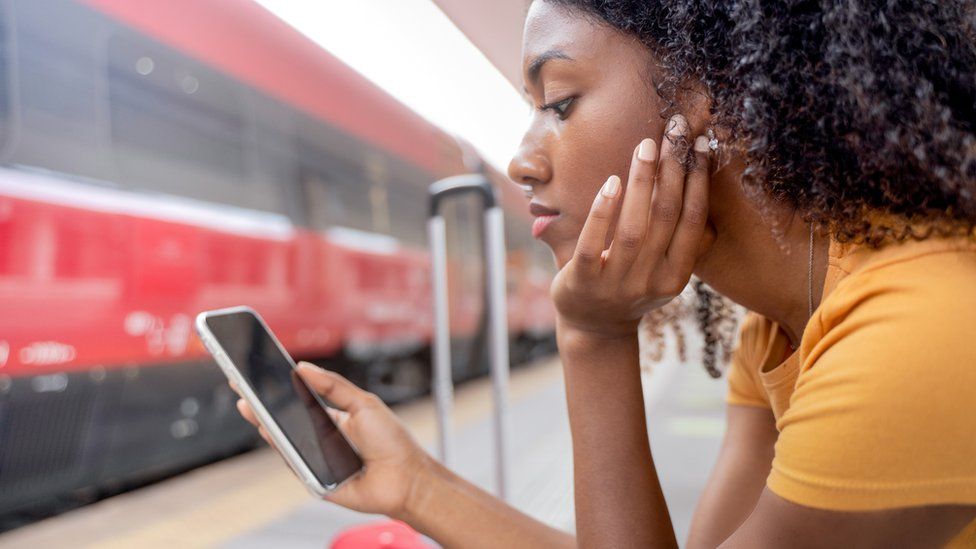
xmin=697 ymin=178 xmax=830 ymax=348
xmin=776 ymin=225 xmax=830 ymax=347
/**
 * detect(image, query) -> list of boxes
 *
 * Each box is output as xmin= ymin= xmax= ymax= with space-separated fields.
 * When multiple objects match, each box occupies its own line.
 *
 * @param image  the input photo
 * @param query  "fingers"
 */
xmin=258 ymin=426 xmax=281 ymax=452
xmin=666 ymin=135 xmax=711 ymax=277
xmin=236 ymin=398 xmax=277 ymax=449
xmin=326 ymin=406 xmax=351 ymax=430
xmin=640 ymin=115 xmax=690 ymax=262
xmin=573 ymin=175 xmax=621 ymax=274
xmin=236 ymin=397 xmax=255 ymax=422
xmin=295 ymin=362 xmax=373 ymax=413
xmin=604 ymin=138 xmax=658 ymax=277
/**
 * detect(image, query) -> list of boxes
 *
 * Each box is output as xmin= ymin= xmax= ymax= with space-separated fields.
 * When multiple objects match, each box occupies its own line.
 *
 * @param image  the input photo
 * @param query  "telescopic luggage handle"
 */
xmin=427 ymin=174 xmax=511 ymax=501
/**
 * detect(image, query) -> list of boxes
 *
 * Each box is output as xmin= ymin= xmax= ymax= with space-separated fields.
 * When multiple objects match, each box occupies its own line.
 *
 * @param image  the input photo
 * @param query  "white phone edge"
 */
xmin=194 ymin=305 xmax=350 ymax=498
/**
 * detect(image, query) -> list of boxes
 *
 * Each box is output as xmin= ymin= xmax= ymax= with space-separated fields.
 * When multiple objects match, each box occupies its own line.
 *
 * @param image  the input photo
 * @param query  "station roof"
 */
xmin=430 ymin=0 xmax=527 ymax=92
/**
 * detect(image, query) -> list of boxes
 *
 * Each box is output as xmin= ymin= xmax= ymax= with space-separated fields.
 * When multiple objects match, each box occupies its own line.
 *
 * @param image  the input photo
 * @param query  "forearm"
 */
xmin=558 ymin=325 xmax=677 ymax=549
xmin=401 ymin=457 xmax=575 ymax=549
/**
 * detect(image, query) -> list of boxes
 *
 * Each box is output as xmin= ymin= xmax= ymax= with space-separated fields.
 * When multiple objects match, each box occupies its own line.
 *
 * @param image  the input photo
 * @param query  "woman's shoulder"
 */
xmin=725 ymin=312 xmax=777 ymax=408
xmin=734 ymin=311 xmax=777 ymax=361
xmin=831 ymin=231 xmax=976 ymax=281
xmin=776 ymin=237 xmax=976 ymax=514
xmin=809 ymin=234 xmax=976 ymax=377
xmin=824 ymin=234 xmax=976 ymax=326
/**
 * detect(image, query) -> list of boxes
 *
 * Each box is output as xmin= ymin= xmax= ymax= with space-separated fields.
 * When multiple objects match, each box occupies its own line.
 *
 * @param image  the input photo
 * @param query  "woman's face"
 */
xmin=508 ymin=1 xmax=667 ymax=267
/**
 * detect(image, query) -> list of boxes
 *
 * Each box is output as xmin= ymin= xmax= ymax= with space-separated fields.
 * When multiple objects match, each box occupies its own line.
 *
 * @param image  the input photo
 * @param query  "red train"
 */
xmin=0 ymin=0 xmax=556 ymax=523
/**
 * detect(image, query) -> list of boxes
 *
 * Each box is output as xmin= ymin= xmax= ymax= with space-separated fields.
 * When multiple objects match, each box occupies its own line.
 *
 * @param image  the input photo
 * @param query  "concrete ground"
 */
xmin=0 ymin=349 xmax=728 ymax=548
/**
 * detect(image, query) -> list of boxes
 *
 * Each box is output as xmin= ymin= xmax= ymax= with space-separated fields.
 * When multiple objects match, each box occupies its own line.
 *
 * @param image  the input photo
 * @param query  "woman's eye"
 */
xmin=541 ymin=97 xmax=575 ymax=120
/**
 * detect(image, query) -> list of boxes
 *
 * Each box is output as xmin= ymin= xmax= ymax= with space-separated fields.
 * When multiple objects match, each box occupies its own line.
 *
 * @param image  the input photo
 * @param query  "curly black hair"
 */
xmin=544 ymin=0 xmax=976 ymax=374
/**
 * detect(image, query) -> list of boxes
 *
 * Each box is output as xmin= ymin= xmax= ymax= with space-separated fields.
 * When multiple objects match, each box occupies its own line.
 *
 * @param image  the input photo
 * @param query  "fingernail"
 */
xmin=693 ymin=135 xmax=710 ymax=153
xmin=601 ymin=175 xmax=620 ymax=198
xmin=637 ymin=138 xmax=656 ymax=162
xmin=666 ymin=114 xmax=688 ymax=138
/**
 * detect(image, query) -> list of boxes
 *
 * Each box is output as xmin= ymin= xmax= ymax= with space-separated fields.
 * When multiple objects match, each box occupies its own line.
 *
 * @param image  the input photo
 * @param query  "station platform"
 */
xmin=0 ymin=352 xmax=727 ymax=548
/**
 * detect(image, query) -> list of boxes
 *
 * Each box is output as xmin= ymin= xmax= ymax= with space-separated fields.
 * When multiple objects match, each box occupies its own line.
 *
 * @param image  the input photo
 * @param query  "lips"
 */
xmin=529 ymin=201 xmax=560 ymax=217
xmin=529 ymin=201 xmax=560 ymax=239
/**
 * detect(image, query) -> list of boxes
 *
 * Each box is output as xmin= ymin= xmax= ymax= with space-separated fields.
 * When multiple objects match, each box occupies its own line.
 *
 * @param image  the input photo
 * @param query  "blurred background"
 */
xmin=0 ymin=1 xmax=727 ymax=547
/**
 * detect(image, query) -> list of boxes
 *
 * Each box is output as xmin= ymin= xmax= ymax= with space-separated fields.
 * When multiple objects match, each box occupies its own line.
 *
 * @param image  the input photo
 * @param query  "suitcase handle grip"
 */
xmin=428 ymin=174 xmax=496 ymax=217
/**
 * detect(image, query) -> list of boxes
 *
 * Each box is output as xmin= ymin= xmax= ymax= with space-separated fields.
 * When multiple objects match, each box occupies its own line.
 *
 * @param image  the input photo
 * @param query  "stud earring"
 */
xmin=706 ymin=128 xmax=719 ymax=152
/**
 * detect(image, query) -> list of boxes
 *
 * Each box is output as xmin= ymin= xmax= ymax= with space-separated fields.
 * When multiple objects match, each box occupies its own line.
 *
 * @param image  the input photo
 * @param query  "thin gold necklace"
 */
xmin=808 ymin=223 xmax=815 ymax=319
xmin=787 ymin=225 xmax=814 ymax=357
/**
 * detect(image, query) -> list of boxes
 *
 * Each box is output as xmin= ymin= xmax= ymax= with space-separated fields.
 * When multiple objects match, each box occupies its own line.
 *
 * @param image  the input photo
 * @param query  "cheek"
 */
xmin=577 ymin=94 xmax=659 ymax=170
xmin=538 ymin=78 xmax=665 ymax=264
xmin=553 ymin=102 xmax=661 ymax=223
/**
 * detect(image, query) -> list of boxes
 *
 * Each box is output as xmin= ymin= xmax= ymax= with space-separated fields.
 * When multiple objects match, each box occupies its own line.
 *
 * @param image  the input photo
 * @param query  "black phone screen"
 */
xmin=205 ymin=311 xmax=362 ymax=488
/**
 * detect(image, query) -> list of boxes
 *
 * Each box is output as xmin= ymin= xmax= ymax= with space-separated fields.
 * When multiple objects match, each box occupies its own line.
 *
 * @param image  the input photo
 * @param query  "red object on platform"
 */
xmin=330 ymin=521 xmax=433 ymax=549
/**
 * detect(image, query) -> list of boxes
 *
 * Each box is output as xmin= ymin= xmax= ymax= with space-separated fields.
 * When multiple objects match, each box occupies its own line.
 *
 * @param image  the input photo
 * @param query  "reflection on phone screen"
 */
xmin=206 ymin=312 xmax=362 ymax=487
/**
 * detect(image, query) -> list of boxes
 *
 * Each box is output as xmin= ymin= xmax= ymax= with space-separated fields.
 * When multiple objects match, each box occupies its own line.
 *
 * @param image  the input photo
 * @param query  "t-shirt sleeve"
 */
xmin=768 ymin=255 xmax=976 ymax=511
xmin=725 ymin=313 xmax=772 ymax=409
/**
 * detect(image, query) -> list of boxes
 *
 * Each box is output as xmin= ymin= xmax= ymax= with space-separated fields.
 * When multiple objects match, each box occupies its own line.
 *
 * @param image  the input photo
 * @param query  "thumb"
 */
xmin=295 ymin=362 xmax=369 ymax=413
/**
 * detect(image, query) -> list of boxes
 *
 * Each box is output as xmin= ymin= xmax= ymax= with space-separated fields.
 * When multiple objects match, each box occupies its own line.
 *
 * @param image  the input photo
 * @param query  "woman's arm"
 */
xmin=547 ymin=121 xmax=712 ymax=546
xmin=686 ymin=405 xmax=777 ymax=548
xmin=558 ymin=328 xmax=676 ymax=549
xmin=237 ymin=363 xmax=574 ymax=549
xmin=402 ymin=456 xmax=575 ymax=548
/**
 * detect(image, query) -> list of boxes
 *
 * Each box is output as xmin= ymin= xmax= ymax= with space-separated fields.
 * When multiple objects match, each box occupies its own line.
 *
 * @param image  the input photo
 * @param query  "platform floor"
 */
xmin=0 ymin=351 xmax=728 ymax=548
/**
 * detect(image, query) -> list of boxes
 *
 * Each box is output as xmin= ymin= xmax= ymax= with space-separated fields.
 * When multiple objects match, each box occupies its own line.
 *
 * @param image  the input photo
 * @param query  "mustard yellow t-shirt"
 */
xmin=726 ymin=233 xmax=976 ymax=547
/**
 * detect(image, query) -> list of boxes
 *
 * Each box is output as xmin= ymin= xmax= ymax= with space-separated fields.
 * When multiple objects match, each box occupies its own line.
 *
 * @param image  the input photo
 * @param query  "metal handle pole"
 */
xmin=483 ymin=206 xmax=511 ymax=501
xmin=427 ymin=215 xmax=454 ymax=467
xmin=427 ymin=173 xmax=511 ymax=500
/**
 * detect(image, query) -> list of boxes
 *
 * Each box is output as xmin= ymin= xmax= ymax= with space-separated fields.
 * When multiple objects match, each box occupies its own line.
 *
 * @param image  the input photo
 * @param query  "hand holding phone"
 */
xmin=196 ymin=306 xmax=362 ymax=495
xmin=237 ymin=361 xmax=436 ymax=517
xmin=198 ymin=307 xmax=434 ymax=517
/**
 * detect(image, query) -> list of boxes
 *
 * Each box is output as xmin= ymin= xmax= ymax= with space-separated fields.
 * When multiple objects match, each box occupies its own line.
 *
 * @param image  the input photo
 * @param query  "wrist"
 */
xmin=395 ymin=453 xmax=448 ymax=524
xmin=556 ymin=318 xmax=638 ymax=351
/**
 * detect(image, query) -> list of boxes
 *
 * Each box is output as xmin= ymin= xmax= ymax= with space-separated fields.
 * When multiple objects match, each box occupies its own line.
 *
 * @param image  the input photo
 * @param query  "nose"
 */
xmin=508 ymin=136 xmax=552 ymax=189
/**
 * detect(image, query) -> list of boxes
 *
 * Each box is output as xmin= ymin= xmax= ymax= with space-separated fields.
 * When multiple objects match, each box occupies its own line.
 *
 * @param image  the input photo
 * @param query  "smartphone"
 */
xmin=195 ymin=306 xmax=363 ymax=496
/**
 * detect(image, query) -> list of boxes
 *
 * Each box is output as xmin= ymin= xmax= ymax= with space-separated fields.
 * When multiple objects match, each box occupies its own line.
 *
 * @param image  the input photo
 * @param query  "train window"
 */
xmin=369 ymin=184 xmax=391 ymax=235
xmin=363 ymin=154 xmax=392 ymax=235
xmin=10 ymin=0 xmax=108 ymax=179
xmin=107 ymin=33 xmax=261 ymax=209
xmin=387 ymin=184 xmax=426 ymax=247
xmin=301 ymin=168 xmax=374 ymax=233
xmin=302 ymin=172 xmax=331 ymax=231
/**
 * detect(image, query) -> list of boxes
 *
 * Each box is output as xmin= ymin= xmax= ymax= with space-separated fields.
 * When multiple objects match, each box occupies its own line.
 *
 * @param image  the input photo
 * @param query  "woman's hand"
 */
xmin=234 ymin=362 xmax=434 ymax=519
xmin=550 ymin=115 xmax=712 ymax=341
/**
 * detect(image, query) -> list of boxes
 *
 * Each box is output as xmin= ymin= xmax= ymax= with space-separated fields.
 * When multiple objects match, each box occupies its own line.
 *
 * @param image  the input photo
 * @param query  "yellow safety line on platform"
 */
xmin=82 ymin=358 xmax=563 ymax=549
xmin=91 ymin=470 xmax=304 ymax=549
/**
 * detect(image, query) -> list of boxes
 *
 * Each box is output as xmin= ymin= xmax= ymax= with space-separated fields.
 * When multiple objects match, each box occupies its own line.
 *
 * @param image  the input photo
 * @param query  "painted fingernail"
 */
xmin=601 ymin=175 xmax=621 ymax=198
xmin=693 ymin=135 xmax=710 ymax=153
xmin=666 ymin=114 xmax=688 ymax=138
xmin=637 ymin=138 xmax=657 ymax=162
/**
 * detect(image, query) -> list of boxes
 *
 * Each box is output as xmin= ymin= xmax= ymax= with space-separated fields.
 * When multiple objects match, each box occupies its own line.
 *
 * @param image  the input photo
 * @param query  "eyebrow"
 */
xmin=525 ymin=49 xmax=573 ymax=88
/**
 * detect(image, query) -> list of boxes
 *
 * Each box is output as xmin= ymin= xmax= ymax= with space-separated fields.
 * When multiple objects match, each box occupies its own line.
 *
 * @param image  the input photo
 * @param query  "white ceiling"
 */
xmin=430 ymin=0 xmax=528 ymax=92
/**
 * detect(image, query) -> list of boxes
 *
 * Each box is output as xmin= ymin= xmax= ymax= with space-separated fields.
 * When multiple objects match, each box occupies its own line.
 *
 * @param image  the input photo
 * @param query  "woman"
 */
xmin=238 ymin=0 xmax=976 ymax=546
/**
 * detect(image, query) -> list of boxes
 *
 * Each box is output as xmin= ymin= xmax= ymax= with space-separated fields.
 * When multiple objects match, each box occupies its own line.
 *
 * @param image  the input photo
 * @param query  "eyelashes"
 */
xmin=538 ymin=96 xmax=575 ymax=120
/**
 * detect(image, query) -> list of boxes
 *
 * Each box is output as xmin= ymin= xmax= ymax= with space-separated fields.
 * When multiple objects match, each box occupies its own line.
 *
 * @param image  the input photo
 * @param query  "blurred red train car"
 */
xmin=0 ymin=0 xmax=556 ymax=523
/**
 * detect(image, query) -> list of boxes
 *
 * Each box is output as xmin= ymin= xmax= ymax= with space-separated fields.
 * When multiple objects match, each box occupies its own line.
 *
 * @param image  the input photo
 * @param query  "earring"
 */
xmin=706 ymin=128 xmax=719 ymax=152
